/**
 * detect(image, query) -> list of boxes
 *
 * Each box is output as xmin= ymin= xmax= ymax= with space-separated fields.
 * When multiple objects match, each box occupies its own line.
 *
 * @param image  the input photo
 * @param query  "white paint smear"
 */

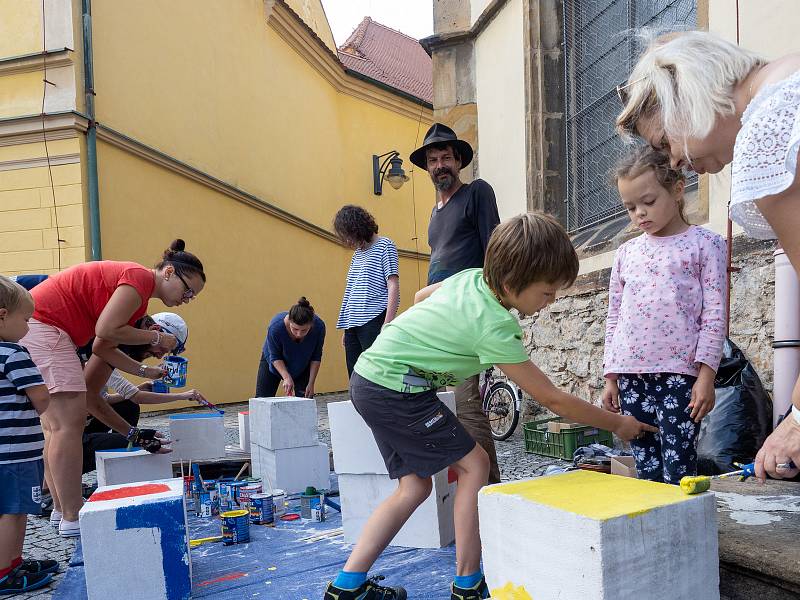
xmin=716 ymin=492 xmax=800 ymax=525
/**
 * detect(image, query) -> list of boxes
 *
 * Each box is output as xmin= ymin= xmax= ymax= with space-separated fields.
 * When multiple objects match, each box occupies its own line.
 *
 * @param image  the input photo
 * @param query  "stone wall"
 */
xmin=516 ymin=236 xmax=776 ymax=416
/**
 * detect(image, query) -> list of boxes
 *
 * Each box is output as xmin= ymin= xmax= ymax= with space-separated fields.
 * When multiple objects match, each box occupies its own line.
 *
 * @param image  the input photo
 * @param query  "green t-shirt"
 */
xmin=354 ymin=268 xmax=530 ymax=392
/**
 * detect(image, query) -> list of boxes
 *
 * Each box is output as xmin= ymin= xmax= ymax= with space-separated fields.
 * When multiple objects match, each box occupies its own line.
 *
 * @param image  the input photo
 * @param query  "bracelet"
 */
xmin=150 ymin=330 xmax=161 ymax=346
xmin=126 ymin=427 xmax=138 ymax=442
xmin=138 ymin=363 xmax=147 ymax=377
xmin=792 ymin=405 xmax=800 ymax=425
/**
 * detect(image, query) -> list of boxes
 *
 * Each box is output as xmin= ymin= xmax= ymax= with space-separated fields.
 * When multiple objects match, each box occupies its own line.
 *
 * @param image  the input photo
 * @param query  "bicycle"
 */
xmin=480 ymin=366 xmax=524 ymax=441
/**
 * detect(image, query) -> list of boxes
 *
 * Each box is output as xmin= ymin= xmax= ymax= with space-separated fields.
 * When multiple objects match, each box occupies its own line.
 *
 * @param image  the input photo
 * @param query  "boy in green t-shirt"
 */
xmin=324 ymin=213 xmax=657 ymax=600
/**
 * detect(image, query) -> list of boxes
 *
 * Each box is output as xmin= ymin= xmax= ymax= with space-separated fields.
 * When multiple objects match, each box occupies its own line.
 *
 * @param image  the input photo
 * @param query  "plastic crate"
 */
xmin=523 ymin=417 xmax=613 ymax=460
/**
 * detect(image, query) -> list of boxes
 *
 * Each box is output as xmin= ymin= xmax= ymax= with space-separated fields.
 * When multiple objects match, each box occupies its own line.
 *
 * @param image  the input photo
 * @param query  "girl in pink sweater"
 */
xmin=601 ymin=147 xmax=727 ymax=483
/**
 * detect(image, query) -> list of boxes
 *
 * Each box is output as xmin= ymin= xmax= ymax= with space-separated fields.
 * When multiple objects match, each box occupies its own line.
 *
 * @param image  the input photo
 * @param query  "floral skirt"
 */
xmin=618 ymin=373 xmax=699 ymax=484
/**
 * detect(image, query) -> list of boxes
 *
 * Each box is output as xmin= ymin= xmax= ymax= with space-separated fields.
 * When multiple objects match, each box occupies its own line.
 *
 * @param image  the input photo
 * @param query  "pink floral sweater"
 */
xmin=603 ymin=226 xmax=728 ymax=378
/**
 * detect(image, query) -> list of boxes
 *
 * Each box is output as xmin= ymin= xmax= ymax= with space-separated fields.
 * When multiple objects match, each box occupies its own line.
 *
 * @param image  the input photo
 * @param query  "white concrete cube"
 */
xmin=238 ymin=411 xmax=250 ymax=452
xmin=478 ymin=471 xmax=719 ymax=600
xmin=79 ymin=478 xmax=191 ymax=600
xmin=95 ymin=448 xmax=173 ymax=487
xmin=328 ymin=400 xmax=388 ymax=475
xmin=339 ymin=469 xmax=456 ymax=548
xmin=329 ymin=391 xmax=457 ymax=476
xmin=249 ymin=396 xmax=318 ymax=450
xmin=168 ymin=413 xmax=226 ymax=461
xmin=250 ymin=442 xmax=329 ymax=493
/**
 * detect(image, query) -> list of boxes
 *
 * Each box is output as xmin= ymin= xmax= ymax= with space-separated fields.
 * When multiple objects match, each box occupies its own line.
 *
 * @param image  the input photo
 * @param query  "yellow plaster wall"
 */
xmin=284 ymin=0 xmax=337 ymax=52
xmin=88 ymin=0 xmax=434 ymax=252
xmin=0 ymin=0 xmax=42 ymax=60
xmin=0 ymin=137 xmax=87 ymax=274
xmin=97 ymin=140 xmax=427 ymax=406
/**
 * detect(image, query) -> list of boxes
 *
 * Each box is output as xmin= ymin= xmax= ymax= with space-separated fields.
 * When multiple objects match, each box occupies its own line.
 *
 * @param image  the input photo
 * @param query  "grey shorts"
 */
xmin=349 ymin=372 xmax=476 ymax=479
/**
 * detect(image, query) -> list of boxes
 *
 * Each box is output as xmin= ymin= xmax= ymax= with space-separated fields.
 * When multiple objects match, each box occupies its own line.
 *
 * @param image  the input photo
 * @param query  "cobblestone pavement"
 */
xmin=20 ymin=393 xmax=563 ymax=599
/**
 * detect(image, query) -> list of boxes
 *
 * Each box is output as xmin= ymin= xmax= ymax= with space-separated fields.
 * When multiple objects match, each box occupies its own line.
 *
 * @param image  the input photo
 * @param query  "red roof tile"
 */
xmin=338 ymin=17 xmax=433 ymax=104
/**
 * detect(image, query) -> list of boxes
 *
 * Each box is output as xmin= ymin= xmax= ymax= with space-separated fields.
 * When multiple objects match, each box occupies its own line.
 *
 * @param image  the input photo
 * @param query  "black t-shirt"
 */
xmin=427 ymin=179 xmax=500 ymax=285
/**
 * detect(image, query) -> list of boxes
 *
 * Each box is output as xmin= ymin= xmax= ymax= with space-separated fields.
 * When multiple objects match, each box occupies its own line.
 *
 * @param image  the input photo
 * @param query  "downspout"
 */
xmin=82 ymin=0 xmax=101 ymax=260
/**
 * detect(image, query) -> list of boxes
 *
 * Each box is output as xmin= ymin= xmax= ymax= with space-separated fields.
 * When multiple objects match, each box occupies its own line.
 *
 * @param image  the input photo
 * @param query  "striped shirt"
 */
xmin=0 ymin=342 xmax=45 ymax=464
xmin=337 ymin=237 xmax=399 ymax=329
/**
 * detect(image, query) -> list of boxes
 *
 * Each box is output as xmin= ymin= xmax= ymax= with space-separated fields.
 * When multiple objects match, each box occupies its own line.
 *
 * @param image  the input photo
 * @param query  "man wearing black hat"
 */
xmin=410 ymin=123 xmax=502 ymax=484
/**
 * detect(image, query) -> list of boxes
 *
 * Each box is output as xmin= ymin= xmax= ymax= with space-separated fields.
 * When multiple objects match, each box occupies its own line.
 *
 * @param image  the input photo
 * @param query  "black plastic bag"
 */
xmin=695 ymin=338 xmax=773 ymax=475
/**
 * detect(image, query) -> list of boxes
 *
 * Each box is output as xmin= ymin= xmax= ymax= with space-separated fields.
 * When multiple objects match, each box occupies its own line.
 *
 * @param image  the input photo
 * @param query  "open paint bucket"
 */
xmin=249 ymin=493 xmax=274 ymax=524
xmin=272 ymin=489 xmax=286 ymax=516
xmin=237 ymin=483 xmax=263 ymax=509
xmin=221 ymin=510 xmax=250 ymax=544
xmin=162 ymin=356 xmax=188 ymax=388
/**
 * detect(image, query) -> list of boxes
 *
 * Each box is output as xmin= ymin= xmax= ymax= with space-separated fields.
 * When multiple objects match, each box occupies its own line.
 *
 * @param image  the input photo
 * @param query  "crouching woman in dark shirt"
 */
xmin=256 ymin=298 xmax=325 ymax=398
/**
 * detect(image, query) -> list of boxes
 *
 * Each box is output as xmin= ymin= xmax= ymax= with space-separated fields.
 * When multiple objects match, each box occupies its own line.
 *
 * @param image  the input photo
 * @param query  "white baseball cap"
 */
xmin=151 ymin=312 xmax=189 ymax=354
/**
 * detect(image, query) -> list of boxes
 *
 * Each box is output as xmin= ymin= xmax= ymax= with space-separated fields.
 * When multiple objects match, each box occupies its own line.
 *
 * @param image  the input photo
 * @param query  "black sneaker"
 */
xmin=20 ymin=559 xmax=60 ymax=575
xmin=0 ymin=567 xmax=53 ymax=595
xmin=323 ymin=575 xmax=407 ymax=599
xmin=451 ymin=576 xmax=490 ymax=600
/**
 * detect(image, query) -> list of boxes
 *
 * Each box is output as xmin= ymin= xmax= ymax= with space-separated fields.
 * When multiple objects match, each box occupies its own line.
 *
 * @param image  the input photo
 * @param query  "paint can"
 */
xmin=216 ymin=479 xmax=234 ymax=511
xmin=272 ymin=489 xmax=286 ymax=516
xmin=199 ymin=493 xmax=213 ymax=518
xmin=221 ymin=509 xmax=250 ymax=545
xmin=237 ymin=483 xmax=262 ymax=509
xmin=162 ymin=356 xmax=188 ymax=388
xmin=153 ymin=379 xmax=170 ymax=393
xmin=300 ymin=487 xmax=318 ymax=519
xmin=249 ymin=493 xmax=274 ymax=525
xmin=310 ymin=494 xmax=325 ymax=522
xmin=229 ymin=481 xmax=247 ymax=507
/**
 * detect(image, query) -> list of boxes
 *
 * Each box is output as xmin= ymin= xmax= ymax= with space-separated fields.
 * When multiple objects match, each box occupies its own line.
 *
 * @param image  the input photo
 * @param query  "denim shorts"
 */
xmin=0 ymin=459 xmax=44 ymax=515
xmin=349 ymin=372 xmax=476 ymax=479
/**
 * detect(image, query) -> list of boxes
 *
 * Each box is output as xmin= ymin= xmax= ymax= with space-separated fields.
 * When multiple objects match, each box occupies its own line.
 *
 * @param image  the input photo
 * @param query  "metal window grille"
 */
xmin=563 ymin=0 xmax=697 ymax=233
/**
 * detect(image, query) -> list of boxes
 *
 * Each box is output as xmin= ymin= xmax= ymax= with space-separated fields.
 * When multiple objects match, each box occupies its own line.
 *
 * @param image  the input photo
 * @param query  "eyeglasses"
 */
xmin=174 ymin=271 xmax=195 ymax=300
xmin=616 ymin=75 xmax=648 ymax=104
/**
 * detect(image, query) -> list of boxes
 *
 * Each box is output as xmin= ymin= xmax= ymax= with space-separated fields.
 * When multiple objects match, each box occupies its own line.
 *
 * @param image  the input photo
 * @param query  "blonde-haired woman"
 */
xmin=616 ymin=30 xmax=800 ymax=481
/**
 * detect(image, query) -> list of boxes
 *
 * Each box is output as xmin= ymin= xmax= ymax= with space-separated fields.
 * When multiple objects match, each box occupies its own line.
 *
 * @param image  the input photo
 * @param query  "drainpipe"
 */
xmin=82 ymin=0 xmax=101 ymax=260
xmin=772 ymin=248 xmax=799 ymax=428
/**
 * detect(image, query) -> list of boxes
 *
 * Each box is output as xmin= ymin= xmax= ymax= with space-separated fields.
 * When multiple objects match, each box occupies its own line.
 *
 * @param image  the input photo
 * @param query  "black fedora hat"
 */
xmin=409 ymin=123 xmax=473 ymax=169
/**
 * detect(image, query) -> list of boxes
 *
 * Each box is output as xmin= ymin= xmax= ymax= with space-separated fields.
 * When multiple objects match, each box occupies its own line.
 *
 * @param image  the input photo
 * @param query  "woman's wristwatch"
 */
xmin=138 ymin=363 xmax=147 ymax=377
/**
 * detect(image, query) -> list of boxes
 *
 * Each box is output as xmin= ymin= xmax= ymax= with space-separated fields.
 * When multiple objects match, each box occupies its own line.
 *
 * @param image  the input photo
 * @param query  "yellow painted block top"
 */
xmin=481 ymin=471 xmax=693 ymax=520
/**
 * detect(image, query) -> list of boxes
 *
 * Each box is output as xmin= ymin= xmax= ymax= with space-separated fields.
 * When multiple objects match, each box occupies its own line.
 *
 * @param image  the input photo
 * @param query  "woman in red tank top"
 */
xmin=21 ymin=239 xmax=206 ymax=537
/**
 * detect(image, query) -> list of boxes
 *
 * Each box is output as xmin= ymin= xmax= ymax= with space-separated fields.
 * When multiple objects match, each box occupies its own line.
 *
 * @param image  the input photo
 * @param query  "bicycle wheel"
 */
xmin=485 ymin=381 xmax=520 ymax=441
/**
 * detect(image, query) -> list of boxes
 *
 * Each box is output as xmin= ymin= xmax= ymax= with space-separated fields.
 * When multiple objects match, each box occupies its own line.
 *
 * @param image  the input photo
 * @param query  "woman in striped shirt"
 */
xmin=334 ymin=206 xmax=400 ymax=378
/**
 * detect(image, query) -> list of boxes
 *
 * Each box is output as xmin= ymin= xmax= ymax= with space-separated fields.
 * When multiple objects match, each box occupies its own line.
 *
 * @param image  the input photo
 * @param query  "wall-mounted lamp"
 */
xmin=373 ymin=150 xmax=409 ymax=195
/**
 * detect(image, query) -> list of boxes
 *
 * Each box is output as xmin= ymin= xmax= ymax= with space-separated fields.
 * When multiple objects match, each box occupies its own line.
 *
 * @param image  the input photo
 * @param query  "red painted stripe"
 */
xmin=88 ymin=483 xmax=171 ymax=502
xmin=198 ymin=572 xmax=247 ymax=586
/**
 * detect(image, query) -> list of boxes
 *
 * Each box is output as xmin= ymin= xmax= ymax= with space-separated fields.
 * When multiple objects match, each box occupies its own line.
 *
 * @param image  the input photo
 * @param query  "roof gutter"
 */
xmin=342 ymin=67 xmax=433 ymax=110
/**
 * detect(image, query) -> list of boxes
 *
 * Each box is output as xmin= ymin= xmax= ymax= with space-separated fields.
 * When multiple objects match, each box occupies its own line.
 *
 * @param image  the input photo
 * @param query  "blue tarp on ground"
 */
xmin=54 ymin=502 xmax=457 ymax=599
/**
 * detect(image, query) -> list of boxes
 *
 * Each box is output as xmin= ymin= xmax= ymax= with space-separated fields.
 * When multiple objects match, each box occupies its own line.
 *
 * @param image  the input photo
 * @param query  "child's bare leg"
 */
xmin=40 ymin=414 xmax=61 ymax=514
xmin=343 ymin=473 xmax=433 ymax=572
xmin=0 ymin=514 xmax=27 ymax=568
xmin=450 ymin=443 xmax=489 ymax=576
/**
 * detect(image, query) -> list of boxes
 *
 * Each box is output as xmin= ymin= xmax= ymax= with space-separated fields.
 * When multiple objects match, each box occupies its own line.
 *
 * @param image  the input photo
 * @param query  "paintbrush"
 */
xmin=681 ymin=460 xmax=797 ymax=494
xmin=196 ymin=397 xmax=224 ymax=414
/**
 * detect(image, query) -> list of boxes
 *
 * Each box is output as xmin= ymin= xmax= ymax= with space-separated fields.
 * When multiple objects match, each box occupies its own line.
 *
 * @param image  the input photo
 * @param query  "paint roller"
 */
xmin=680 ymin=460 xmax=796 ymax=494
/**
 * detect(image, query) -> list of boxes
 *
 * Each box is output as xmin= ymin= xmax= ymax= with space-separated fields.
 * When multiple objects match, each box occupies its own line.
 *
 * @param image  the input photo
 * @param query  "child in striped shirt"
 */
xmin=0 ymin=276 xmax=57 ymax=594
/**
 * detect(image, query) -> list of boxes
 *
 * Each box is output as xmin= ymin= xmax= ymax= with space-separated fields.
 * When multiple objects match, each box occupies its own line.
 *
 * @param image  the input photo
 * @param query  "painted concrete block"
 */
xmin=238 ymin=411 xmax=250 ymax=452
xmin=95 ymin=448 xmax=173 ymax=487
xmin=329 ymin=391 xmax=457 ymax=476
xmin=339 ymin=469 xmax=457 ymax=548
xmin=250 ymin=442 xmax=329 ymax=493
xmin=478 ymin=471 xmax=719 ymax=600
xmin=249 ymin=396 xmax=318 ymax=449
xmin=79 ymin=478 xmax=191 ymax=600
xmin=168 ymin=412 xmax=226 ymax=461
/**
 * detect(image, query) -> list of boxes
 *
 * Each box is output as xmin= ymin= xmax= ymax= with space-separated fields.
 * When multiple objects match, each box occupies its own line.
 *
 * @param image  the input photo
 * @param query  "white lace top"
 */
xmin=730 ymin=69 xmax=800 ymax=239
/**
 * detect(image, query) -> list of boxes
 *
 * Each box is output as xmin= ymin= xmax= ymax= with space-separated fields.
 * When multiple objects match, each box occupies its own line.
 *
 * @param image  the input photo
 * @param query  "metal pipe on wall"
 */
xmin=772 ymin=248 xmax=800 ymax=428
xmin=82 ymin=0 xmax=102 ymax=260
